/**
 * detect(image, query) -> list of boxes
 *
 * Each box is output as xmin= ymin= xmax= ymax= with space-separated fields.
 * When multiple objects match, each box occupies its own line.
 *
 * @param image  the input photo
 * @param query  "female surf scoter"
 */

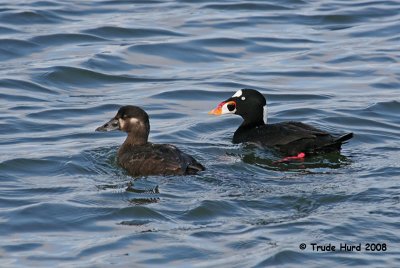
xmin=96 ymin=105 xmax=204 ymax=176
xmin=209 ymin=89 xmax=353 ymax=156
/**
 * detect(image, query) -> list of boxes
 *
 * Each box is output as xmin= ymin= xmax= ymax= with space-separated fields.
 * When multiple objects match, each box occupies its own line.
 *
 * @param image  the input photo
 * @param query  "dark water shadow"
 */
xmin=233 ymin=144 xmax=352 ymax=173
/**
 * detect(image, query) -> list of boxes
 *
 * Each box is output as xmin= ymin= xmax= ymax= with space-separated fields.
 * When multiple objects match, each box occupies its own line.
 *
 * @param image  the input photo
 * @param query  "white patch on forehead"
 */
xmin=232 ymin=90 xmax=243 ymax=98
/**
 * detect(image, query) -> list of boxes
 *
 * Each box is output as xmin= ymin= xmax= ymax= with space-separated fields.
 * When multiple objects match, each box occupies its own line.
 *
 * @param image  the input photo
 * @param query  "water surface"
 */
xmin=1 ymin=0 xmax=400 ymax=267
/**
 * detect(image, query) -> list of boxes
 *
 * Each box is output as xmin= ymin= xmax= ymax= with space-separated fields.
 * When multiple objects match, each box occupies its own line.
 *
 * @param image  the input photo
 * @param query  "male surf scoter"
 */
xmin=209 ymin=89 xmax=353 ymax=156
xmin=96 ymin=105 xmax=204 ymax=176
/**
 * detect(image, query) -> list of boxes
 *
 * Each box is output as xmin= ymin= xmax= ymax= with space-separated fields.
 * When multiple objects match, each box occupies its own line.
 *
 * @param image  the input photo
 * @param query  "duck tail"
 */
xmin=334 ymin=132 xmax=354 ymax=144
xmin=187 ymin=162 xmax=205 ymax=174
xmin=316 ymin=132 xmax=354 ymax=152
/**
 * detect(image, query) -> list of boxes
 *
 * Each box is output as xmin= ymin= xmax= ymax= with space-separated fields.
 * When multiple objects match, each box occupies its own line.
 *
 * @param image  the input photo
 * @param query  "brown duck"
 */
xmin=96 ymin=105 xmax=204 ymax=176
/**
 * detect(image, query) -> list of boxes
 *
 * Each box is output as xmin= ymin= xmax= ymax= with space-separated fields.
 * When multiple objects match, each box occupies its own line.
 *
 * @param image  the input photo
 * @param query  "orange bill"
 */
xmin=208 ymin=101 xmax=225 ymax=115
xmin=208 ymin=100 xmax=236 ymax=115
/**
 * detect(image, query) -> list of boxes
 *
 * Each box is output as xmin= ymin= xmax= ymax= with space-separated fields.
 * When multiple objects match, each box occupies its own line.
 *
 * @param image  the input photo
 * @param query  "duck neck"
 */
xmin=239 ymin=105 xmax=265 ymax=128
xmin=233 ymin=117 xmax=265 ymax=144
xmin=119 ymin=134 xmax=147 ymax=157
xmin=123 ymin=133 xmax=148 ymax=146
xmin=122 ymin=129 xmax=149 ymax=147
xmin=240 ymin=114 xmax=265 ymax=129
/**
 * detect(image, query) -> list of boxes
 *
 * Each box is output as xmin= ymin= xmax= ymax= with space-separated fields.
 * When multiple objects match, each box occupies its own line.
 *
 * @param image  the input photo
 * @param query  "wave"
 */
xmin=83 ymin=26 xmax=185 ymax=39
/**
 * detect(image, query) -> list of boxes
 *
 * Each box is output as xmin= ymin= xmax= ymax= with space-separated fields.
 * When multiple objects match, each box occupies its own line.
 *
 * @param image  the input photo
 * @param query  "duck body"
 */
xmin=118 ymin=142 xmax=204 ymax=177
xmin=233 ymin=121 xmax=353 ymax=156
xmin=96 ymin=105 xmax=204 ymax=176
xmin=209 ymin=89 xmax=353 ymax=156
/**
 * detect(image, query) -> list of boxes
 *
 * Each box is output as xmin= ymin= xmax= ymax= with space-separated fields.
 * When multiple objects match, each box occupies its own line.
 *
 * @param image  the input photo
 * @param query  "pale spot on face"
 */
xmin=129 ymin=118 xmax=140 ymax=124
xmin=232 ymin=89 xmax=243 ymax=98
xmin=119 ymin=117 xmax=141 ymax=131
xmin=241 ymin=96 xmax=246 ymax=101
xmin=118 ymin=118 xmax=125 ymax=129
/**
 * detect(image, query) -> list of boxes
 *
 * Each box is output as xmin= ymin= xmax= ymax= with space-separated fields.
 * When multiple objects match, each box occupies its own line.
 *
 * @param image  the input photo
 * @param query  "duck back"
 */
xmin=118 ymin=143 xmax=204 ymax=176
xmin=233 ymin=121 xmax=353 ymax=155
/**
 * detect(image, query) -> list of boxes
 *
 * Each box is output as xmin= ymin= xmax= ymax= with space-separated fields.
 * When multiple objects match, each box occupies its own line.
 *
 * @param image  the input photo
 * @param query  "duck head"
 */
xmin=96 ymin=105 xmax=150 ymax=145
xmin=209 ymin=89 xmax=267 ymax=126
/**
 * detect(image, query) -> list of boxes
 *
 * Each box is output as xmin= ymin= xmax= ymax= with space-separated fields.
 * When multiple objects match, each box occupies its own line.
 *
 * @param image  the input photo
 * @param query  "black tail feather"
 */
xmin=316 ymin=132 xmax=354 ymax=153
xmin=335 ymin=132 xmax=354 ymax=144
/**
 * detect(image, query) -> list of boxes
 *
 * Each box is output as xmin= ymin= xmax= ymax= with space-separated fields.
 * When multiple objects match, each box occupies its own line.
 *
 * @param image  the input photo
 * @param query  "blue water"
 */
xmin=1 ymin=0 xmax=400 ymax=267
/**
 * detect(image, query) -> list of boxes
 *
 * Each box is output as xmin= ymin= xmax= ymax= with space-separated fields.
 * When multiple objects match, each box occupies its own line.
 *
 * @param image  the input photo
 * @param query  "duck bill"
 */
xmin=95 ymin=118 xmax=120 ymax=132
xmin=208 ymin=100 xmax=236 ymax=115
xmin=208 ymin=101 xmax=225 ymax=115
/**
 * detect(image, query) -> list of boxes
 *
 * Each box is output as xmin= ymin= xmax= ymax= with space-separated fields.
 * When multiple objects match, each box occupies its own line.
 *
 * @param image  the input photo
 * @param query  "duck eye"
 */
xmin=227 ymin=103 xmax=236 ymax=111
xmin=241 ymin=96 xmax=246 ymax=101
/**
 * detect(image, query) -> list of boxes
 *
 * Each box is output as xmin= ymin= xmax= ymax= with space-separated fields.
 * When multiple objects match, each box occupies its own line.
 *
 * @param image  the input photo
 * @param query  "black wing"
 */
xmin=234 ymin=121 xmax=351 ymax=155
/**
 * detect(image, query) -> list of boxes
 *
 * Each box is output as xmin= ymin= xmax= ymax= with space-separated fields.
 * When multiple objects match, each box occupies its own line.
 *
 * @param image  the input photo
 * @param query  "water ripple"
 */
xmin=0 ymin=39 xmax=40 ymax=60
xmin=83 ymin=26 xmax=185 ymax=39
xmin=129 ymin=42 xmax=239 ymax=62
xmin=30 ymin=33 xmax=108 ymax=46
xmin=203 ymin=3 xmax=292 ymax=11
xmin=0 ymin=78 xmax=58 ymax=95
xmin=0 ymin=10 xmax=68 ymax=25
xmin=34 ymin=66 xmax=176 ymax=88
xmin=0 ymin=26 xmax=20 ymax=34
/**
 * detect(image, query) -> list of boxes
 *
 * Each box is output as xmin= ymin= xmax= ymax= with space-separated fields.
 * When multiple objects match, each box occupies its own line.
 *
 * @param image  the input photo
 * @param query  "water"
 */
xmin=1 ymin=0 xmax=399 ymax=266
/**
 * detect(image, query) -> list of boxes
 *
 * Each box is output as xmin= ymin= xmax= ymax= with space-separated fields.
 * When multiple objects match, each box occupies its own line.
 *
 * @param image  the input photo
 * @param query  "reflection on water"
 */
xmin=1 ymin=0 xmax=400 ymax=266
xmin=239 ymin=144 xmax=352 ymax=172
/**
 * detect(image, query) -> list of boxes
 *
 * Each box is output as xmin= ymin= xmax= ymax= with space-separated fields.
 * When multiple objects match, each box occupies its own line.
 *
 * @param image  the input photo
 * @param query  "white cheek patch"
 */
xmin=118 ymin=118 xmax=125 ymax=129
xmin=119 ymin=118 xmax=140 ymax=129
xmin=232 ymin=89 xmax=243 ymax=98
xmin=263 ymin=105 xmax=268 ymax=124
xmin=222 ymin=103 xmax=236 ymax=114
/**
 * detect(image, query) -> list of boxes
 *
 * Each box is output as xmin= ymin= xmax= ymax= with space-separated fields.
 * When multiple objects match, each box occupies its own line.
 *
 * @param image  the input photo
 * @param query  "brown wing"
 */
xmin=118 ymin=143 xmax=204 ymax=176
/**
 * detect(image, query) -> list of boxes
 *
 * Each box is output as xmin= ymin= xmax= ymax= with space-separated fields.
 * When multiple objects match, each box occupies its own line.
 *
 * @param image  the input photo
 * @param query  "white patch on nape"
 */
xmin=232 ymin=89 xmax=243 ymax=98
xmin=263 ymin=105 xmax=268 ymax=124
